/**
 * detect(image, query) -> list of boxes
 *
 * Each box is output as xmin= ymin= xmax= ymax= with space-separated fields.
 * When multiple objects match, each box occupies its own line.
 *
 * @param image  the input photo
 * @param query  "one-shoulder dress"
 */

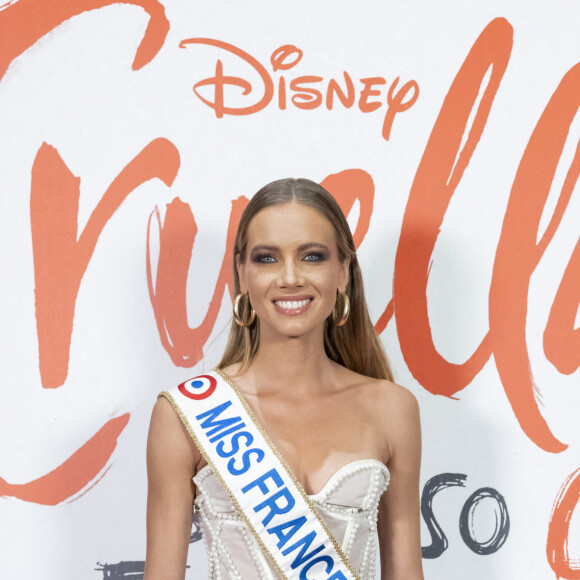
xmin=193 ymin=458 xmax=390 ymax=579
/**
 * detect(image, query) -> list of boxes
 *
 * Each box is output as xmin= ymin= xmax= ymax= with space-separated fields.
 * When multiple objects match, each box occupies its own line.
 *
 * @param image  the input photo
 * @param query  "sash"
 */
xmin=159 ymin=370 xmax=359 ymax=580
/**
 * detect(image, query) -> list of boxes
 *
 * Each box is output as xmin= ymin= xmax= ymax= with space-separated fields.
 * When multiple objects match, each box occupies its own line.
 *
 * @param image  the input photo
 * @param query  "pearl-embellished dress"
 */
xmin=193 ymin=458 xmax=390 ymax=579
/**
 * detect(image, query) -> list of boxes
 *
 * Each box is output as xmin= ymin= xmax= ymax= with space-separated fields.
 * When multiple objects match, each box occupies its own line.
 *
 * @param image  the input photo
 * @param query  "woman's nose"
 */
xmin=278 ymin=259 xmax=303 ymax=287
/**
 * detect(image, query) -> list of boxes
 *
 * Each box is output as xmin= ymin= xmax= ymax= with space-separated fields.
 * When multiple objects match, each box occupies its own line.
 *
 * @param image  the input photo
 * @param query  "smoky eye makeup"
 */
xmin=248 ymin=243 xmax=331 ymax=263
xmin=302 ymin=250 xmax=328 ymax=262
xmin=251 ymin=252 xmax=276 ymax=263
xmin=249 ymin=245 xmax=278 ymax=263
xmin=300 ymin=243 xmax=330 ymax=262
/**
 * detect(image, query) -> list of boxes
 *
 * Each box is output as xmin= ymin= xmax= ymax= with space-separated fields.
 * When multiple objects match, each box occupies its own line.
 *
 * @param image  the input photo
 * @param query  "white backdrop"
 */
xmin=0 ymin=1 xmax=578 ymax=578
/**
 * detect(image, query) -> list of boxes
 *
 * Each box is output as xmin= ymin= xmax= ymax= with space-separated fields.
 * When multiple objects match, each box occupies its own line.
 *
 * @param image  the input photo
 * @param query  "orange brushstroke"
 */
xmin=544 ymin=221 xmax=580 ymax=376
xmin=0 ymin=0 xmax=171 ymax=506
xmin=395 ymin=18 xmax=511 ymax=396
xmin=0 ymin=0 xmax=168 ymax=83
xmin=393 ymin=16 xmax=573 ymax=452
xmin=0 ymin=414 xmax=129 ymax=505
xmin=147 ymin=196 xmax=247 ymax=366
xmin=490 ymin=63 xmax=580 ymax=454
xmin=547 ymin=467 xmax=580 ymax=578
xmin=374 ymin=298 xmax=394 ymax=336
xmin=320 ymin=169 xmax=374 ymax=250
xmin=31 ymin=138 xmax=180 ymax=389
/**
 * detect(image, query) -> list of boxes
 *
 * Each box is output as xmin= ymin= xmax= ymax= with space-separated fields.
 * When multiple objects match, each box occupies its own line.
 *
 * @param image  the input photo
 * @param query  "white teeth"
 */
xmin=274 ymin=298 xmax=311 ymax=309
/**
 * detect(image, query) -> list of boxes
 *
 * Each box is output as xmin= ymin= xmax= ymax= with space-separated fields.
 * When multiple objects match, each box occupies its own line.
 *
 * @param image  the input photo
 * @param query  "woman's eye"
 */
xmin=303 ymin=252 xmax=325 ymax=262
xmin=253 ymin=253 xmax=276 ymax=263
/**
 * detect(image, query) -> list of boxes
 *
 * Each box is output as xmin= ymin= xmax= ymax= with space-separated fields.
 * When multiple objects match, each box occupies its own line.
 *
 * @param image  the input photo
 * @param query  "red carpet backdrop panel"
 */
xmin=0 ymin=1 xmax=578 ymax=578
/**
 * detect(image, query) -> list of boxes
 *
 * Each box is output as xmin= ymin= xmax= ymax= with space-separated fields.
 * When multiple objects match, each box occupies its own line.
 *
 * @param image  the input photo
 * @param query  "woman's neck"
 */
xmin=241 ymin=330 xmax=338 ymax=397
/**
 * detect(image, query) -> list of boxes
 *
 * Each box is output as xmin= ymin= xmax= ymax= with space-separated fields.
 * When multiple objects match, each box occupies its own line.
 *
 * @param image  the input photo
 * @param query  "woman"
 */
xmin=145 ymin=178 xmax=424 ymax=580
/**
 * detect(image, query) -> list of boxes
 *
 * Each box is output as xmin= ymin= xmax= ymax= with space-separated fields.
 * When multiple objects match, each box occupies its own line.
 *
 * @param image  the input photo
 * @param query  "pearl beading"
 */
xmin=241 ymin=526 xmax=274 ymax=580
xmin=195 ymin=475 xmax=279 ymax=578
xmin=196 ymin=473 xmax=242 ymax=523
xmin=193 ymin=461 xmax=390 ymax=579
xmin=342 ymin=520 xmax=360 ymax=556
xmin=358 ymin=534 xmax=375 ymax=579
xmin=314 ymin=461 xmax=389 ymax=519
xmin=214 ymin=536 xmax=243 ymax=580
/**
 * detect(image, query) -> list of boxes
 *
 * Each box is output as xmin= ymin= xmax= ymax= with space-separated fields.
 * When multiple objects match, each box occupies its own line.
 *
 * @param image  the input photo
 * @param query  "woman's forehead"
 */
xmin=247 ymin=203 xmax=336 ymax=246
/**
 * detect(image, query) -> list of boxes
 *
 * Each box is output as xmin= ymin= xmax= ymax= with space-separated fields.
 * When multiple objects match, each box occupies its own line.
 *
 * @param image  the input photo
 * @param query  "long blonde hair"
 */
xmin=217 ymin=178 xmax=394 ymax=382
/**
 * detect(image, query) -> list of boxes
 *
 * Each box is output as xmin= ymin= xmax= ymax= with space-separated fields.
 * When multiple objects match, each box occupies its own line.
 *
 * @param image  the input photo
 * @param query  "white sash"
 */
xmin=159 ymin=369 xmax=359 ymax=580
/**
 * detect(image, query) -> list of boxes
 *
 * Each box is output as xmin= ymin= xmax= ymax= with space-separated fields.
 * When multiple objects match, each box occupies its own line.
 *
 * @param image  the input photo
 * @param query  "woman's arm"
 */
xmin=377 ymin=383 xmax=424 ymax=580
xmin=144 ymin=396 xmax=199 ymax=580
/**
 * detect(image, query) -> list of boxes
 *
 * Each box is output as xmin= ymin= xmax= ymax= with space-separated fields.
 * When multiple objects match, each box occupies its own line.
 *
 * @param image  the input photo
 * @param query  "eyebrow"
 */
xmin=250 ymin=243 xmax=330 ymax=253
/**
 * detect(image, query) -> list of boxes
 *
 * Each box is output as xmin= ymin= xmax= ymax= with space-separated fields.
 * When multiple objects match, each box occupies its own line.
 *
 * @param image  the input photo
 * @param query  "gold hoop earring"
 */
xmin=332 ymin=291 xmax=350 ymax=327
xmin=233 ymin=293 xmax=256 ymax=327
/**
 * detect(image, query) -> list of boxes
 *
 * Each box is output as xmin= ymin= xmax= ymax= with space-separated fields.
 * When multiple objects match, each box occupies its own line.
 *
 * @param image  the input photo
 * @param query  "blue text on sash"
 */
xmin=195 ymin=400 xmax=350 ymax=579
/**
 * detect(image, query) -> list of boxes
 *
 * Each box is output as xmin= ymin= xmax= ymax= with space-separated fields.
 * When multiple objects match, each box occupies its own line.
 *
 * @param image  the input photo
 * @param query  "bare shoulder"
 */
xmin=373 ymin=378 xmax=419 ymax=417
xmin=220 ymin=362 xmax=244 ymax=378
xmin=149 ymin=394 xmax=183 ymax=434
xmin=339 ymin=365 xmax=419 ymax=417
xmin=147 ymin=395 xmax=201 ymax=473
xmin=366 ymin=378 xmax=421 ymax=465
xmin=337 ymin=366 xmax=421 ymax=460
xmin=365 ymin=377 xmax=420 ymax=424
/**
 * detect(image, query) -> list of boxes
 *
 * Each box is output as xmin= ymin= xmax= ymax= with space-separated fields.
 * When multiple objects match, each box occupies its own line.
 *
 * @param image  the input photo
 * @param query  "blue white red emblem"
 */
xmin=178 ymin=374 xmax=217 ymax=400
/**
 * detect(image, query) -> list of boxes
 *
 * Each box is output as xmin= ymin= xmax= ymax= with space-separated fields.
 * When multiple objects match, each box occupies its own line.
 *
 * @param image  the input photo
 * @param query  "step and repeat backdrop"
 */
xmin=0 ymin=1 xmax=578 ymax=578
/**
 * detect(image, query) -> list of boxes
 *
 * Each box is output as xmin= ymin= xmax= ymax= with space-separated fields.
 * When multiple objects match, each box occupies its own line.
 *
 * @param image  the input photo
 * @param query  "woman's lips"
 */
xmin=272 ymin=297 xmax=313 ymax=316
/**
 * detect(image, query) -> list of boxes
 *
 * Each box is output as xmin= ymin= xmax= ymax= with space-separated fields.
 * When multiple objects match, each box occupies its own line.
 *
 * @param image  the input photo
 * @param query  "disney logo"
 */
xmin=180 ymin=38 xmax=419 ymax=141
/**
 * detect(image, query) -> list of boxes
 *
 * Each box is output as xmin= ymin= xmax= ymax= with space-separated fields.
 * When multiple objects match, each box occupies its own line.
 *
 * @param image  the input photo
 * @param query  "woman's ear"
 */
xmin=236 ymin=255 xmax=247 ymax=294
xmin=338 ymin=258 xmax=350 ymax=293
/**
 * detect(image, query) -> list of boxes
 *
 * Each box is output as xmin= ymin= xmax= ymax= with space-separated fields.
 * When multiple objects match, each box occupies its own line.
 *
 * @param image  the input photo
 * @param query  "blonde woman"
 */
xmin=145 ymin=178 xmax=424 ymax=580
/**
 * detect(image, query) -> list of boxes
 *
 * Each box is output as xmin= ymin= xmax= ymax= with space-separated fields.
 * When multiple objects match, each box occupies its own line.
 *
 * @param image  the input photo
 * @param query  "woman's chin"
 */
xmin=260 ymin=318 xmax=323 ymax=342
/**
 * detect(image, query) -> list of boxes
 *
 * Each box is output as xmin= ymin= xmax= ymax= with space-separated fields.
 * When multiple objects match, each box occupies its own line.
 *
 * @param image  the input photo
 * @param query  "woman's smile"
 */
xmin=272 ymin=296 xmax=314 ymax=316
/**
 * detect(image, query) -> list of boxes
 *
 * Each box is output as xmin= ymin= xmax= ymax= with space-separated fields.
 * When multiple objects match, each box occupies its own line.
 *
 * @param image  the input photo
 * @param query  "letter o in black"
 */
xmin=459 ymin=487 xmax=510 ymax=555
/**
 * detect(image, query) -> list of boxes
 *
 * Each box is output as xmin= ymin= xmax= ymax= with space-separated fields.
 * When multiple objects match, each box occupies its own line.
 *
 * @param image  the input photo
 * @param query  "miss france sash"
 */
xmin=159 ymin=370 xmax=359 ymax=580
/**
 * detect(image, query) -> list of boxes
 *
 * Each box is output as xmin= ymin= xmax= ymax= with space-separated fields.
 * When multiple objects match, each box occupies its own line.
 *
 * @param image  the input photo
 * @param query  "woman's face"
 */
xmin=237 ymin=202 xmax=349 ymax=341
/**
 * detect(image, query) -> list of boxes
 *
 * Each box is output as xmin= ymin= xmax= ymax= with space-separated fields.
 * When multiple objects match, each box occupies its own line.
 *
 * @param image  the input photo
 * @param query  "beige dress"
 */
xmin=193 ymin=459 xmax=390 ymax=579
